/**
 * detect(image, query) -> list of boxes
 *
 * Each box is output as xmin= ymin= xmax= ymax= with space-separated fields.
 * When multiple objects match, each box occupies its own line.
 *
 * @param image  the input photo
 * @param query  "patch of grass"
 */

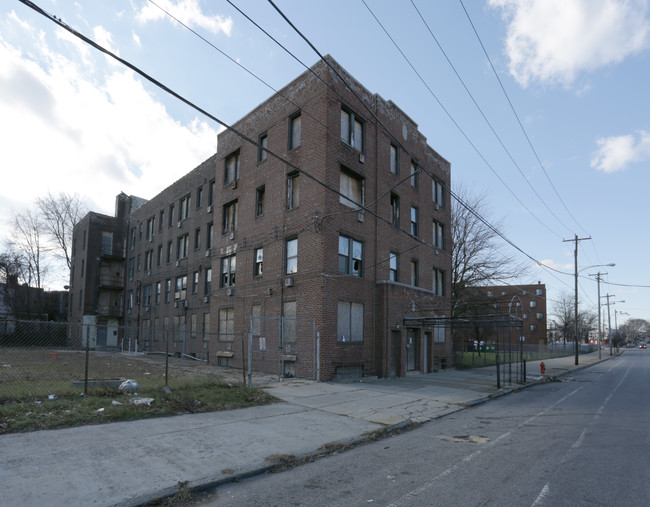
xmin=0 ymin=379 xmax=277 ymax=434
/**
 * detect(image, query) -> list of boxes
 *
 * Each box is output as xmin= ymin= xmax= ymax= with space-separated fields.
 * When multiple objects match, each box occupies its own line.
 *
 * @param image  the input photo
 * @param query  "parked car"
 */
xmin=640 ymin=344 xmax=647 ymax=349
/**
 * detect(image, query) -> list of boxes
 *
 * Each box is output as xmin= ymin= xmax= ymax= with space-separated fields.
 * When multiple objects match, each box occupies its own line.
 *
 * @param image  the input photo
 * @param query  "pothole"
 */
xmin=437 ymin=435 xmax=490 ymax=444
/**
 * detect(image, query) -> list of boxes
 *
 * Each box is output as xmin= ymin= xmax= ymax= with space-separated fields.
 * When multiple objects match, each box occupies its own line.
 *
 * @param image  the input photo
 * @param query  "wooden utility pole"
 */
xmin=563 ymin=234 xmax=591 ymax=365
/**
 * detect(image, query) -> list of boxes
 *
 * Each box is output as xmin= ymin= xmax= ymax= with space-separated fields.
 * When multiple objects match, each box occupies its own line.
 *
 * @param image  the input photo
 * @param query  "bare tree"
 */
xmin=35 ymin=192 xmax=87 ymax=270
xmin=451 ymin=185 xmax=527 ymax=318
xmin=551 ymin=292 xmax=575 ymax=344
xmin=620 ymin=318 xmax=650 ymax=341
xmin=551 ymin=290 xmax=596 ymax=344
xmin=10 ymin=209 xmax=51 ymax=295
xmin=0 ymin=246 xmax=31 ymax=316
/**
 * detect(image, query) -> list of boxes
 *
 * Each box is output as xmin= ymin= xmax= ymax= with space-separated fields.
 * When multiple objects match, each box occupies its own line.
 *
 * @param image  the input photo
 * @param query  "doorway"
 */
xmin=406 ymin=328 xmax=420 ymax=372
xmin=390 ymin=330 xmax=401 ymax=377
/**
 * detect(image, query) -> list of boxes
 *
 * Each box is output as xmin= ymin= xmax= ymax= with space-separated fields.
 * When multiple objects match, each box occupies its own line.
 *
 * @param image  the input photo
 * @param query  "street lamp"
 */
xmin=586 ymin=264 xmax=615 ymax=360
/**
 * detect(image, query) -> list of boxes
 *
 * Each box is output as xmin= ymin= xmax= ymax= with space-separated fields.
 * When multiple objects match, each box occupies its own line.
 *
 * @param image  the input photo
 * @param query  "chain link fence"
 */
xmin=0 ymin=317 xmax=316 ymax=400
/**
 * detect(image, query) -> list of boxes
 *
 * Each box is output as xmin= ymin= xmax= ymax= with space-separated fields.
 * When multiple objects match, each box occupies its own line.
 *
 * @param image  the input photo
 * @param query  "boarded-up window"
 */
xmin=434 ymin=316 xmax=445 ymax=343
xmin=340 ymin=168 xmax=363 ymax=208
xmin=202 ymin=312 xmax=210 ymax=342
xmin=283 ymin=301 xmax=296 ymax=343
xmin=337 ymin=301 xmax=363 ymax=342
xmin=218 ymin=308 xmax=235 ymax=342
xmin=251 ymin=304 xmax=262 ymax=336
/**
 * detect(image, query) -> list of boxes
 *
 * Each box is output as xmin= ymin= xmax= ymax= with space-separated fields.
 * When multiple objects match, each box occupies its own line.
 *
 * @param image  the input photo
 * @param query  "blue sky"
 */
xmin=2 ymin=0 xmax=649 ymax=328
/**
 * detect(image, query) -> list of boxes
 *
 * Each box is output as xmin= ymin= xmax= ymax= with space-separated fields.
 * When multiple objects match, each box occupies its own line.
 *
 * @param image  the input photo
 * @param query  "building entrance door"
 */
xmin=406 ymin=328 xmax=419 ymax=371
xmin=390 ymin=330 xmax=401 ymax=377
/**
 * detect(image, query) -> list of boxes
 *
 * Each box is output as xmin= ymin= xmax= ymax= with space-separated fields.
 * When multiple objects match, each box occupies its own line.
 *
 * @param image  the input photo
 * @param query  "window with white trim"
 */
xmin=338 ymin=235 xmax=363 ymax=277
xmin=289 ymin=112 xmax=301 ymax=149
xmin=340 ymin=107 xmax=364 ymax=153
xmin=224 ymin=151 xmax=240 ymax=185
xmin=221 ymin=255 xmax=236 ymax=287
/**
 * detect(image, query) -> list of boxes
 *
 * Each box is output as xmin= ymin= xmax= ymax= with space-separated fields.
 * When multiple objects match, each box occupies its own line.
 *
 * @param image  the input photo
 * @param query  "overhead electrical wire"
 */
xmin=16 ymin=0 xmax=444 ymax=279
xmin=359 ymin=0 xmax=563 ymax=239
xmin=406 ymin=0 xmax=573 ymax=237
xmin=20 ymin=0 xmax=587 ymax=298
xmin=262 ymin=0 xmax=576 ymax=281
xmin=457 ymin=0 xmax=589 ymax=239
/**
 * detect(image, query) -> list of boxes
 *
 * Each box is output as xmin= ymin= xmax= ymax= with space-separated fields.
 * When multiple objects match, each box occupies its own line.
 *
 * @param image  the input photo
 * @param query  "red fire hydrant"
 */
xmin=540 ymin=362 xmax=546 ymax=375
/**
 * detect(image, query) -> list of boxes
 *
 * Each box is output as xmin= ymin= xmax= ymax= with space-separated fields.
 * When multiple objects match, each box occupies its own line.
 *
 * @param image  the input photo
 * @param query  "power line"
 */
xmin=457 ymin=0 xmax=589 ymax=238
xmin=360 ymin=0 xmax=563 ymax=239
xmin=261 ymin=0 xmax=579 ymax=285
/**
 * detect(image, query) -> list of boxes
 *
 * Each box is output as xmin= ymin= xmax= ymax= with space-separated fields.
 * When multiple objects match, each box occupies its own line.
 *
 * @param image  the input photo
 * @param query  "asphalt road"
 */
xmin=193 ymin=349 xmax=649 ymax=507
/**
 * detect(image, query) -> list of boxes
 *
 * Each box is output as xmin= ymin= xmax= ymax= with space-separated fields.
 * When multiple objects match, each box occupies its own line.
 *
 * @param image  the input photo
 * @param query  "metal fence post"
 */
xmin=316 ymin=331 xmax=320 ymax=382
xmin=248 ymin=329 xmax=253 ymax=387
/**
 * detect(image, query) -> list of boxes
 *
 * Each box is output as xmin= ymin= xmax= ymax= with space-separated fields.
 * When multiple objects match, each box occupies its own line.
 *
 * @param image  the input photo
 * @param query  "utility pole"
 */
xmin=602 ymin=293 xmax=614 ymax=356
xmin=588 ymin=271 xmax=607 ymax=360
xmin=563 ymin=234 xmax=591 ymax=365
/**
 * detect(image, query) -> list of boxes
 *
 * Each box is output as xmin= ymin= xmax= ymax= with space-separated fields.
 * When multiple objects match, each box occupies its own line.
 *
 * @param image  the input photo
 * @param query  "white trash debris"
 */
xmin=130 ymin=397 xmax=154 ymax=406
xmin=111 ymin=400 xmax=123 ymax=406
xmin=96 ymin=408 xmax=105 ymax=412
xmin=118 ymin=379 xmax=140 ymax=391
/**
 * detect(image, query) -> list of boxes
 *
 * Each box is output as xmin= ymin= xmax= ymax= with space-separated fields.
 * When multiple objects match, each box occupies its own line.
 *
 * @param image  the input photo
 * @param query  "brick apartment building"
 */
xmin=456 ymin=283 xmax=548 ymax=348
xmin=69 ymin=56 xmax=453 ymax=380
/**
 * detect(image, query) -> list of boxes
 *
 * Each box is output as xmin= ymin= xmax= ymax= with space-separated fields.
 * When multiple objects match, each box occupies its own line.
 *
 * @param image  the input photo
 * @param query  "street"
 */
xmin=196 ymin=350 xmax=649 ymax=506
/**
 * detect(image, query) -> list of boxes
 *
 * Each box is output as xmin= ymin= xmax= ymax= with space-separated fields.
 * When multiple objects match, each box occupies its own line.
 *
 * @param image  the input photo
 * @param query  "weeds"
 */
xmin=0 ymin=379 xmax=277 ymax=434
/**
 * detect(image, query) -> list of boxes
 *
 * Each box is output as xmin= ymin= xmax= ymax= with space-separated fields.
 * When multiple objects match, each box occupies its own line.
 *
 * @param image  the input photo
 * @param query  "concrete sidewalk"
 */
xmin=0 ymin=351 xmax=613 ymax=507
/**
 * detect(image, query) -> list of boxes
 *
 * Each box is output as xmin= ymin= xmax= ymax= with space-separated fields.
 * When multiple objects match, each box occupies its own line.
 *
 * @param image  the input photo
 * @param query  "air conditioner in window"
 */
xmin=174 ymin=301 xmax=179 ymax=308
xmin=229 ymin=232 xmax=235 ymax=240
xmin=176 ymin=260 xmax=181 ymax=267
xmin=357 ymin=212 xmax=364 ymax=223
xmin=205 ymin=249 xmax=211 ymax=257
xmin=226 ymin=288 xmax=234 ymax=296
xmin=177 ymin=221 xmax=182 ymax=228
xmin=284 ymin=277 xmax=294 ymax=288
xmin=358 ymin=153 xmax=365 ymax=163
xmin=203 ymin=295 xmax=209 ymax=303
xmin=207 ymin=205 xmax=212 ymax=213
xmin=434 ymin=249 xmax=439 ymax=256
xmin=231 ymin=180 xmax=238 ymax=190
xmin=144 ymin=306 xmax=150 ymax=312
xmin=149 ymin=236 xmax=153 ymax=243
xmin=435 ymin=203 xmax=440 ymax=211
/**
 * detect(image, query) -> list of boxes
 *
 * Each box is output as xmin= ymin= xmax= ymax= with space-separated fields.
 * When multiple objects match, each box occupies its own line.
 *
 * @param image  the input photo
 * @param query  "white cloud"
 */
xmin=93 ymin=25 xmax=117 ymax=54
xmin=536 ymin=259 xmax=573 ymax=272
xmin=489 ymin=0 xmax=650 ymax=87
xmin=591 ymin=130 xmax=650 ymax=172
xmin=135 ymin=0 xmax=233 ymax=36
xmin=0 ymin=30 xmax=219 ymax=245
xmin=132 ymin=30 xmax=141 ymax=47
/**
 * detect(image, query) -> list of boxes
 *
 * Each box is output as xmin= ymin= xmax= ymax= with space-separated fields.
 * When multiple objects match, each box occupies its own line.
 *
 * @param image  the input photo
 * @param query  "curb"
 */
xmin=120 ymin=354 xmax=616 ymax=506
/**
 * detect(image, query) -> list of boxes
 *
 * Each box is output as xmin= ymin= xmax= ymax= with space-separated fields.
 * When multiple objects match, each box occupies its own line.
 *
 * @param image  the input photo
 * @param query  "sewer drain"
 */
xmin=438 ymin=435 xmax=489 ymax=444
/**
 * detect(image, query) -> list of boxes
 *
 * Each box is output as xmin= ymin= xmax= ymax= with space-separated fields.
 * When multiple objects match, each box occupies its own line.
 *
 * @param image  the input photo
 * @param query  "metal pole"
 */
xmin=573 ymin=235 xmax=579 ymax=365
xmin=248 ymin=329 xmax=253 ymax=387
xmin=597 ymin=274 xmax=602 ymax=359
xmin=606 ymin=295 xmax=613 ymax=356
xmin=316 ymin=331 xmax=321 ymax=382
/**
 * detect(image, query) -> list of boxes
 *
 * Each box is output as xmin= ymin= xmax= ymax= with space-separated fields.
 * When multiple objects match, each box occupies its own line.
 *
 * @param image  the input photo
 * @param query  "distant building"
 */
xmin=68 ymin=192 xmax=146 ymax=348
xmin=457 ymin=283 xmax=548 ymax=347
xmin=69 ymin=56 xmax=453 ymax=380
